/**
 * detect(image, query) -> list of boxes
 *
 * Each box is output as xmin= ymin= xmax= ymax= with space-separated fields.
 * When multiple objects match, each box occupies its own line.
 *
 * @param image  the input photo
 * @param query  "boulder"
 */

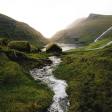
xmin=8 ymin=41 xmax=31 ymax=52
xmin=46 ymin=43 xmax=62 ymax=54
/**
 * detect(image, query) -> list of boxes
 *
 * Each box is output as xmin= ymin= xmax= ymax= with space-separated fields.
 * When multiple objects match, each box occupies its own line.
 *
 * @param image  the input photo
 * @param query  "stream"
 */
xmin=30 ymin=56 xmax=69 ymax=112
xmin=94 ymin=26 xmax=112 ymax=42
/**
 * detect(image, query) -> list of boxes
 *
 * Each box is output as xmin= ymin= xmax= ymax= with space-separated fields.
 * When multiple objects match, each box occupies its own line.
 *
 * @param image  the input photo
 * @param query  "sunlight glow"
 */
xmin=0 ymin=0 xmax=112 ymax=38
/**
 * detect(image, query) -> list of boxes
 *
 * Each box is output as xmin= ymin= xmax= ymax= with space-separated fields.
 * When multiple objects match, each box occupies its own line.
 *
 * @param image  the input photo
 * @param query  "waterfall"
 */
xmin=88 ymin=41 xmax=112 ymax=51
xmin=94 ymin=26 xmax=112 ymax=42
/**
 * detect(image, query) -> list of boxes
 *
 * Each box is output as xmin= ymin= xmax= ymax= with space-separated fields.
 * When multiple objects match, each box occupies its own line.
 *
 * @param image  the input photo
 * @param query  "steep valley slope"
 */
xmin=52 ymin=14 xmax=112 ymax=46
xmin=0 ymin=13 xmax=48 ymax=47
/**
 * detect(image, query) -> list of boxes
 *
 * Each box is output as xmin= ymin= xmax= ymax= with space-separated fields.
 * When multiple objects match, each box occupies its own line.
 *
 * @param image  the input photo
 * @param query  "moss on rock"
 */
xmin=8 ymin=41 xmax=31 ymax=52
xmin=46 ymin=43 xmax=62 ymax=54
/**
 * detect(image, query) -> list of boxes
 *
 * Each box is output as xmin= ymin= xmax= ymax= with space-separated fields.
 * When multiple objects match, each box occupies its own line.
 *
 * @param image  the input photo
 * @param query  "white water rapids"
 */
xmin=30 ymin=26 xmax=112 ymax=112
xmin=30 ymin=56 xmax=69 ymax=112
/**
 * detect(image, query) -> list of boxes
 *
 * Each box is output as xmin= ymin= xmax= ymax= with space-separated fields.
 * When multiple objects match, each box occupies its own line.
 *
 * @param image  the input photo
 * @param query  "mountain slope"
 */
xmin=0 ymin=49 xmax=53 ymax=112
xmin=86 ymin=26 xmax=112 ymax=49
xmin=52 ymin=14 xmax=112 ymax=46
xmin=94 ymin=26 xmax=112 ymax=42
xmin=54 ymin=42 xmax=112 ymax=112
xmin=0 ymin=13 xmax=47 ymax=47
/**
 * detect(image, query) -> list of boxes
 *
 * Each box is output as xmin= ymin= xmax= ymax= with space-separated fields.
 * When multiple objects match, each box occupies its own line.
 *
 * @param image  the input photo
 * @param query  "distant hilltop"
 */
xmin=0 ymin=13 xmax=48 ymax=47
xmin=51 ymin=13 xmax=112 ymax=46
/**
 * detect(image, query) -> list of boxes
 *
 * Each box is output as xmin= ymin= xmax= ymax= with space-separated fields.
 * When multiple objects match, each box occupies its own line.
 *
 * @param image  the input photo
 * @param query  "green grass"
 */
xmin=0 ymin=45 xmax=52 ymax=70
xmin=66 ymin=36 xmax=112 ymax=54
xmin=87 ymin=37 xmax=112 ymax=49
xmin=27 ymin=53 xmax=49 ymax=59
xmin=8 ymin=41 xmax=31 ymax=52
xmin=0 ymin=47 xmax=53 ymax=112
xmin=54 ymin=44 xmax=112 ymax=112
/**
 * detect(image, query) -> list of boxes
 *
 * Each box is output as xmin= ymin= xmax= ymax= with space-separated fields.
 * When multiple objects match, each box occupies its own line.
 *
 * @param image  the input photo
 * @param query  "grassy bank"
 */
xmin=0 ymin=47 xmax=53 ymax=112
xmin=54 ymin=44 xmax=112 ymax=112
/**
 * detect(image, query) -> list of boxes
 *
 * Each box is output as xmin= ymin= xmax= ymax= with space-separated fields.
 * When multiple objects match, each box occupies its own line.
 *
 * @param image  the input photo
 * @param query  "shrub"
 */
xmin=8 ymin=41 xmax=31 ymax=52
xmin=46 ymin=43 xmax=62 ymax=54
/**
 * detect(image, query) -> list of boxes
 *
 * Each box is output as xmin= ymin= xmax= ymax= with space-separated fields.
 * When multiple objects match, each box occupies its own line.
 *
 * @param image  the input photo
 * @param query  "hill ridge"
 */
xmin=0 ymin=13 xmax=48 ymax=47
xmin=51 ymin=13 xmax=112 ymax=46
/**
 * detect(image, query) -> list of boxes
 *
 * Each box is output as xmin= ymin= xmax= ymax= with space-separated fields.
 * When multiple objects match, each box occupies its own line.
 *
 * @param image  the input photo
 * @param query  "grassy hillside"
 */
xmin=87 ymin=38 xmax=112 ymax=49
xmin=52 ymin=14 xmax=112 ymax=46
xmin=0 ymin=13 xmax=48 ymax=47
xmin=0 ymin=13 xmax=53 ymax=112
xmin=54 ymin=43 xmax=112 ymax=112
xmin=0 ymin=40 xmax=53 ymax=112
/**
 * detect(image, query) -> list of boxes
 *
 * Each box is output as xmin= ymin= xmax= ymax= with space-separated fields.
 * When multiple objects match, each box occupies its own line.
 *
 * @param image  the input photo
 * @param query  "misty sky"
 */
xmin=0 ymin=0 xmax=112 ymax=38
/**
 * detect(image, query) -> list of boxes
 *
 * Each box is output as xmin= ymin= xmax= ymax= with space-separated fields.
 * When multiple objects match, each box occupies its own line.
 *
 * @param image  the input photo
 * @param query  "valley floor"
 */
xmin=1 ymin=40 xmax=112 ymax=112
xmin=0 ymin=48 xmax=53 ymax=112
xmin=54 ymin=44 xmax=112 ymax=112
